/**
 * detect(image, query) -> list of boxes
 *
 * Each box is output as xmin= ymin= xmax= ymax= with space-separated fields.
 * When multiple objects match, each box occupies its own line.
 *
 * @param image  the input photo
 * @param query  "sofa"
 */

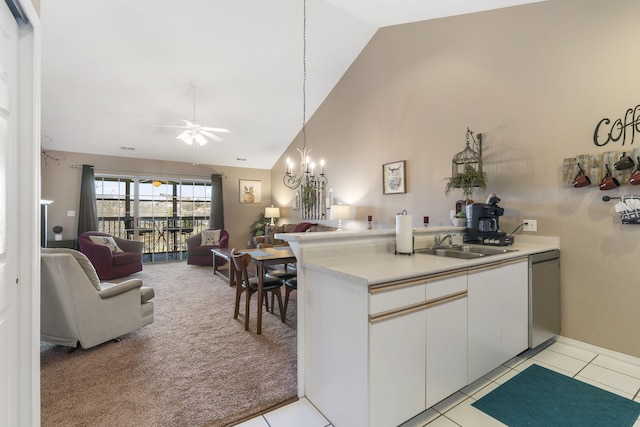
xmin=78 ymin=231 xmax=144 ymax=280
xmin=186 ymin=228 xmax=229 ymax=266
xmin=252 ymin=222 xmax=336 ymax=247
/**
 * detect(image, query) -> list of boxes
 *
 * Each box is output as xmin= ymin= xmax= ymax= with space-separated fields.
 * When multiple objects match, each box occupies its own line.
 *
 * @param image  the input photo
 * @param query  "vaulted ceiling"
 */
xmin=40 ymin=0 xmax=544 ymax=169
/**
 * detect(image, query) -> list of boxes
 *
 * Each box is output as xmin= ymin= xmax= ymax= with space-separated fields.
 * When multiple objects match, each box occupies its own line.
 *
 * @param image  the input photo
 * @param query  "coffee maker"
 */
xmin=464 ymin=194 xmax=514 ymax=246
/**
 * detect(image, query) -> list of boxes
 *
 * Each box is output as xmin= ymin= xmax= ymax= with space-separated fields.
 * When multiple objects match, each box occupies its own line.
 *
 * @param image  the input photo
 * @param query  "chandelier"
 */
xmin=283 ymin=0 xmax=327 ymax=191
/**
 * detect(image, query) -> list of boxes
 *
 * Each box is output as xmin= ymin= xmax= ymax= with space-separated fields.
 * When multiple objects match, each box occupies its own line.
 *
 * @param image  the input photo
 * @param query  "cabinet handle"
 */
xmin=500 ymin=256 xmax=529 ymax=266
xmin=369 ymin=269 xmax=467 ymax=294
xmin=369 ymin=291 xmax=467 ymax=324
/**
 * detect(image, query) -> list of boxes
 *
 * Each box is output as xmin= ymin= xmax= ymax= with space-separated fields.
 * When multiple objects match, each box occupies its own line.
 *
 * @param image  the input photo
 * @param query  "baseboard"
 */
xmin=555 ymin=335 xmax=640 ymax=367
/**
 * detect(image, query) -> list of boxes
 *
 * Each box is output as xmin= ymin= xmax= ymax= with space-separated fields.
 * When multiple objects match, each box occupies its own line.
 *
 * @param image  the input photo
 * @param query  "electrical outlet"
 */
xmin=523 ymin=219 xmax=537 ymax=232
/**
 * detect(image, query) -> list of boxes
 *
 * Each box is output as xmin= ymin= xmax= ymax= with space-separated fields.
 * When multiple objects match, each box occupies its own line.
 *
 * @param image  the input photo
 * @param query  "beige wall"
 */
xmin=41 ymin=150 xmax=272 ymax=251
xmin=272 ymin=0 xmax=640 ymax=356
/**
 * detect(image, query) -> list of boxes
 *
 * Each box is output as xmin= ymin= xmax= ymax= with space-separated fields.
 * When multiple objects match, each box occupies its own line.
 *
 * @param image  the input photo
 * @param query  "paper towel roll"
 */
xmin=396 ymin=214 xmax=413 ymax=254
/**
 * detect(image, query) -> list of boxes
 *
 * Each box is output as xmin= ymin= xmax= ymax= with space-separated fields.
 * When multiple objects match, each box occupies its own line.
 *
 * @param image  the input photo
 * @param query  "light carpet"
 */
xmin=40 ymin=261 xmax=298 ymax=427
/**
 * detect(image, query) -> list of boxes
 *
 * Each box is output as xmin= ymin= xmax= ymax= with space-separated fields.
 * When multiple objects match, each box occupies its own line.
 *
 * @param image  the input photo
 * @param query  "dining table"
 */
xmin=246 ymin=246 xmax=297 ymax=334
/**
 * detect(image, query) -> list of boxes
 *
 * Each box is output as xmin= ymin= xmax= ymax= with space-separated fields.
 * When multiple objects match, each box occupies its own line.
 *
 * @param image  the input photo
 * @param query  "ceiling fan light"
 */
xmin=195 ymin=133 xmax=208 ymax=145
xmin=177 ymin=131 xmax=193 ymax=145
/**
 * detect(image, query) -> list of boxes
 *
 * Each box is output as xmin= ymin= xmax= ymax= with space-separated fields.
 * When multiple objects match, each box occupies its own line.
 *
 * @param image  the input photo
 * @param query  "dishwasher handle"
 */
xmin=530 ymin=249 xmax=560 ymax=264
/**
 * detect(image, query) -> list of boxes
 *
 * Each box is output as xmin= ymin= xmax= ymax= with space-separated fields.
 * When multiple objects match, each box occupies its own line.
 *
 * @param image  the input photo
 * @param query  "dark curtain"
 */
xmin=209 ymin=174 xmax=224 ymax=230
xmin=77 ymin=164 xmax=99 ymax=236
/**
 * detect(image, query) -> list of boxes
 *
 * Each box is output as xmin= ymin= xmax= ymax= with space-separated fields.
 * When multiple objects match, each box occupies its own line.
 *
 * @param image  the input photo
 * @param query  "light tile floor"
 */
xmin=237 ymin=338 xmax=640 ymax=427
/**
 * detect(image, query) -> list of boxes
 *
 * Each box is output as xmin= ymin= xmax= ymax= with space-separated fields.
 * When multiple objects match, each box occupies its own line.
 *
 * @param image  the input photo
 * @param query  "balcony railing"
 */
xmin=98 ymin=216 xmax=209 ymax=262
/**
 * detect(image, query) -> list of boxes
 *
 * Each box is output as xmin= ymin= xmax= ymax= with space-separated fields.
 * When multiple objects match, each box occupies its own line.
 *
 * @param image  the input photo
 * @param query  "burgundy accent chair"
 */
xmin=78 ymin=231 xmax=144 ymax=280
xmin=186 ymin=229 xmax=229 ymax=266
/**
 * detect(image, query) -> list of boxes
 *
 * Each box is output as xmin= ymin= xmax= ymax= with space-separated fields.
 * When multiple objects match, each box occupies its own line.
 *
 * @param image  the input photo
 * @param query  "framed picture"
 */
xmin=239 ymin=179 xmax=262 ymax=204
xmin=382 ymin=160 xmax=407 ymax=194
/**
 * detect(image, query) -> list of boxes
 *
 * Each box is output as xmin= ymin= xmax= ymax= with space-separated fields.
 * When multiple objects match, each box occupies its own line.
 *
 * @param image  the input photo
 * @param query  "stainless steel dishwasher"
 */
xmin=529 ymin=249 xmax=561 ymax=348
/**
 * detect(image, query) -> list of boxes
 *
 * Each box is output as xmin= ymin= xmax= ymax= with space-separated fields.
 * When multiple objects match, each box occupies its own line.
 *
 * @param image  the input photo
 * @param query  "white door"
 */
xmin=0 ymin=2 xmax=19 ymax=425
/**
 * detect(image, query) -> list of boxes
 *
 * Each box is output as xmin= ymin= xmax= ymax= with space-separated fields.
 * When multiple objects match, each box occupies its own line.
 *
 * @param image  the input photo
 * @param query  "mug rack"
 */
xmin=563 ymin=148 xmax=640 ymax=188
xmin=602 ymin=195 xmax=640 ymax=224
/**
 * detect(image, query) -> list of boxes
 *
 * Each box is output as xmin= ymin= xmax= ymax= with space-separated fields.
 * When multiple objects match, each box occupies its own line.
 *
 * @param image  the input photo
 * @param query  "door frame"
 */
xmin=13 ymin=1 xmax=41 ymax=425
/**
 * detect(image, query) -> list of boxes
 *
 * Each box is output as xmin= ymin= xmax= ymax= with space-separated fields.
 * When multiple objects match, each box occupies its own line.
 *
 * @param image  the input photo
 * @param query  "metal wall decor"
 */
xmin=593 ymin=103 xmax=640 ymax=147
xmin=452 ymin=127 xmax=483 ymax=178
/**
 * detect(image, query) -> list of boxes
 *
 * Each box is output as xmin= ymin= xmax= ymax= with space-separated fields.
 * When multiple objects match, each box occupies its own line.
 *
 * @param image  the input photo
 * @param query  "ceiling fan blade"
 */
xmin=199 ymin=130 xmax=223 ymax=142
xmin=182 ymin=119 xmax=195 ymax=127
xmin=200 ymin=126 xmax=230 ymax=133
xmin=152 ymin=124 xmax=188 ymax=129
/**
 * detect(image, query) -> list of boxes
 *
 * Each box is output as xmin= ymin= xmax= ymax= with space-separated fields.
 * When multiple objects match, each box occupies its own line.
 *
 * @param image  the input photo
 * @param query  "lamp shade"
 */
xmin=330 ymin=205 xmax=351 ymax=220
xmin=265 ymin=206 xmax=280 ymax=219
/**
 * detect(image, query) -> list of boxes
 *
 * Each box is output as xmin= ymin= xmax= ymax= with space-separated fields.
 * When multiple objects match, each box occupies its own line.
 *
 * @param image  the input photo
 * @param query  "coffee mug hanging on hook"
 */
xmin=629 ymin=157 xmax=640 ymax=185
xmin=614 ymin=152 xmax=635 ymax=170
xmin=572 ymin=163 xmax=591 ymax=188
xmin=599 ymin=164 xmax=620 ymax=190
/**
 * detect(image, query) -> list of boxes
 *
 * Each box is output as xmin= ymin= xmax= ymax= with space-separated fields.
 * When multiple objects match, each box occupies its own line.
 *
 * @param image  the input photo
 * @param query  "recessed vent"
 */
xmin=236 ymin=158 xmax=247 ymax=161
xmin=120 ymin=146 xmax=136 ymax=151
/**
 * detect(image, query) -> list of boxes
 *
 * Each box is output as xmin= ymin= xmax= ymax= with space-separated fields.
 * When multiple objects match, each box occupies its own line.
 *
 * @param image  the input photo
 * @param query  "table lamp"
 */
xmin=330 ymin=205 xmax=351 ymax=231
xmin=265 ymin=205 xmax=280 ymax=226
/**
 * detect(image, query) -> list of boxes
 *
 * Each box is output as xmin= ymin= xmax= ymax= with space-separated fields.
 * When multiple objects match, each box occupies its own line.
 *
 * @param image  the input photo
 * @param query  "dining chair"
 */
xmin=283 ymin=277 xmax=297 ymax=320
xmin=230 ymin=249 xmax=285 ymax=331
xmin=265 ymin=265 xmax=296 ymax=316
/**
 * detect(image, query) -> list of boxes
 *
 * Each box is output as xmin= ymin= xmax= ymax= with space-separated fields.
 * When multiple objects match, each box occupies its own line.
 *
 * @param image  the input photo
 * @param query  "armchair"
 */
xmin=41 ymin=248 xmax=154 ymax=349
xmin=186 ymin=229 xmax=229 ymax=266
xmin=78 ymin=231 xmax=144 ymax=280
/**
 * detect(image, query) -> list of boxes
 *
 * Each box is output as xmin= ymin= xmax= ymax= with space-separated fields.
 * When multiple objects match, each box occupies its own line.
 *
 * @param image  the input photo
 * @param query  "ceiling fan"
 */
xmin=153 ymin=82 xmax=229 ymax=146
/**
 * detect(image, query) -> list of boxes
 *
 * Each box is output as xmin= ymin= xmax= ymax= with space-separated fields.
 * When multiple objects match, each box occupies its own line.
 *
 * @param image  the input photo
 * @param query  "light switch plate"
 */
xmin=67 ymin=210 xmax=76 ymax=217
xmin=523 ymin=219 xmax=537 ymax=232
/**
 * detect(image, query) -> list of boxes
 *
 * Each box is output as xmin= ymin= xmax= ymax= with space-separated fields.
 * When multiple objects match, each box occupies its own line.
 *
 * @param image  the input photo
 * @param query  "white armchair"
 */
xmin=40 ymin=248 xmax=154 ymax=349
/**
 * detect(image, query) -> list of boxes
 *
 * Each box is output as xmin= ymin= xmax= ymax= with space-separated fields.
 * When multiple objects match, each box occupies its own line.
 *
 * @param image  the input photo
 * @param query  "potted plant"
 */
xmin=445 ymin=163 xmax=487 ymax=199
xmin=452 ymin=210 xmax=467 ymax=227
xmin=52 ymin=225 xmax=63 ymax=241
xmin=249 ymin=212 xmax=267 ymax=238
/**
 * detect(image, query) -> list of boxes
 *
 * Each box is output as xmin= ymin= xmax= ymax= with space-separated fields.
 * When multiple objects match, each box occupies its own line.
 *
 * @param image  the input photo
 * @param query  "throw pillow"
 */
xmin=88 ymin=235 xmax=124 ymax=253
xmin=293 ymin=222 xmax=316 ymax=233
xmin=42 ymin=248 xmax=101 ymax=291
xmin=201 ymin=229 xmax=221 ymax=246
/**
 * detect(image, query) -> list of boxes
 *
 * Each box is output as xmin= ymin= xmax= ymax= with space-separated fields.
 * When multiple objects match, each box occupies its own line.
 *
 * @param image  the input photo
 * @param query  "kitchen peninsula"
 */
xmin=278 ymin=227 xmax=559 ymax=427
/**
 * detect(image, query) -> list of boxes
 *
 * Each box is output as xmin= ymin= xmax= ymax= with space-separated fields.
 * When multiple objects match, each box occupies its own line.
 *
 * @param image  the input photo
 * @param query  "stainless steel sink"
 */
xmin=415 ymin=247 xmax=485 ymax=259
xmin=415 ymin=244 xmax=517 ymax=259
xmin=448 ymin=245 xmax=517 ymax=256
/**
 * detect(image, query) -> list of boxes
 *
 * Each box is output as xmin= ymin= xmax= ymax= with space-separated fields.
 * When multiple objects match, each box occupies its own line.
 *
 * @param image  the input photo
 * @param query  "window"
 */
xmin=95 ymin=175 xmax=211 ymax=262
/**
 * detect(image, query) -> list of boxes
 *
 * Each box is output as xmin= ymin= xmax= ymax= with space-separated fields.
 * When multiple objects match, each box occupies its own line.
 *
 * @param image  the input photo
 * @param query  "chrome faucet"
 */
xmin=434 ymin=232 xmax=456 ymax=248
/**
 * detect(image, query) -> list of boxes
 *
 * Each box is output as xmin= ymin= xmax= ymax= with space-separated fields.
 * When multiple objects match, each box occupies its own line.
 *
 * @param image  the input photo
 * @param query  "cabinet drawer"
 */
xmin=370 ymin=280 xmax=426 ymax=315
xmin=426 ymin=271 xmax=467 ymax=299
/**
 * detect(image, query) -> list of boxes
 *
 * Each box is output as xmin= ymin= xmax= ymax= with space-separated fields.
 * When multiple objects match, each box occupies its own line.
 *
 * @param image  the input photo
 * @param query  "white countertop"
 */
xmin=299 ymin=235 xmax=559 ymax=286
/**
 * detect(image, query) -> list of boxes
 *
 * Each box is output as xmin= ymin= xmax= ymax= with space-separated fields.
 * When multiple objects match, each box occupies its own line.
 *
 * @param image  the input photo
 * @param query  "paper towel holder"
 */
xmin=395 ymin=210 xmax=414 ymax=255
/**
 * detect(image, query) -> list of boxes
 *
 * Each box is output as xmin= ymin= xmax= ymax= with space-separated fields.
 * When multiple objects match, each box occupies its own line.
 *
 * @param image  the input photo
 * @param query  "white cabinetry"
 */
xmin=304 ymin=255 xmax=529 ymax=427
xmin=501 ymin=259 xmax=529 ymax=358
xmin=468 ymin=258 xmax=529 ymax=383
xmin=369 ymin=272 xmax=467 ymax=427
xmin=425 ymin=274 xmax=468 ymax=408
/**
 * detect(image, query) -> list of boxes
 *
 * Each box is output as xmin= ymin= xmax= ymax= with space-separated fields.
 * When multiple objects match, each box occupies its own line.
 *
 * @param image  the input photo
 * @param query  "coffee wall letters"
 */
xmin=593 ymin=104 xmax=640 ymax=147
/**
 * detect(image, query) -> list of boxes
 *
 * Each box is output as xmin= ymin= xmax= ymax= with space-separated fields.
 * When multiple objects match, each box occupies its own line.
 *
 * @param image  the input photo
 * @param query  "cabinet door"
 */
xmin=426 ymin=294 xmax=468 ymax=407
xmin=467 ymin=266 xmax=502 ymax=383
xmin=501 ymin=259 xmax=529 ymax=360
xmin=370 ymin=309 xmax=426 ymax=427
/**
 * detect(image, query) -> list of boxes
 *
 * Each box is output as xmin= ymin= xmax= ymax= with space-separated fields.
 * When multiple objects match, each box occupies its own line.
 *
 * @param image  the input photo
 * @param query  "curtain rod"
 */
xmin=70 ymin=165 xmax=226 ymax=180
